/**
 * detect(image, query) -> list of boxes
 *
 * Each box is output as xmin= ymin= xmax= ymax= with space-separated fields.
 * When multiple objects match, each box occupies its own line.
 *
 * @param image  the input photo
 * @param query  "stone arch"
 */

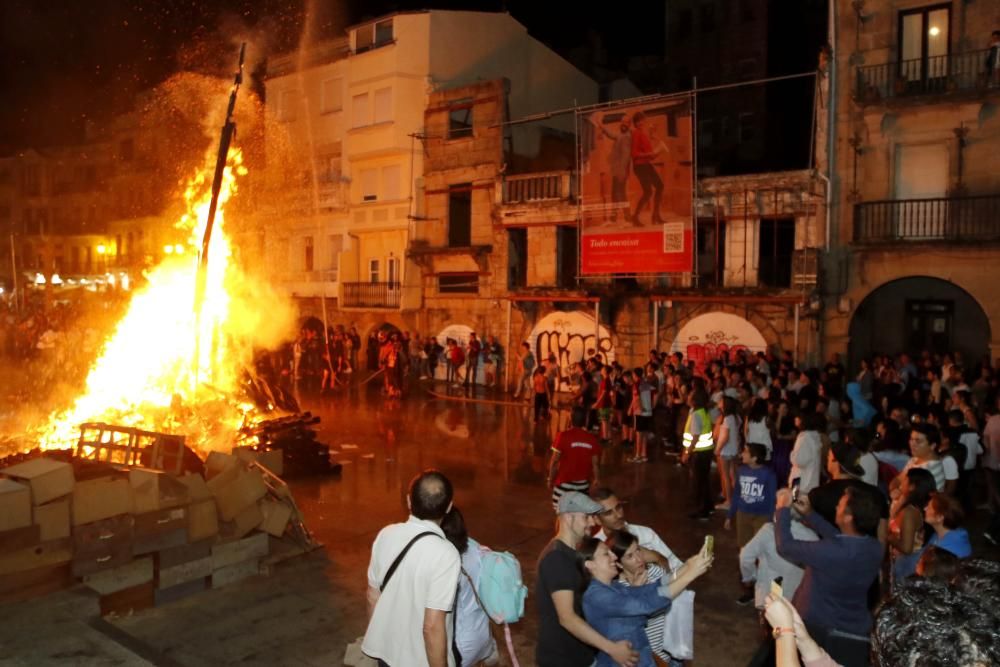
xmin=527 ymin=311 xmax=616 ymax=390
xmin=848 ymin=276 xmax=991 ymax=369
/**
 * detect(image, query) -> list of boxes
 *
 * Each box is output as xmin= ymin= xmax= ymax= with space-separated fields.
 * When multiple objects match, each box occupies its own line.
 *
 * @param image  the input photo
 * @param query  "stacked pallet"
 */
xmin=0 ymin=453 xmax=314 ymax=614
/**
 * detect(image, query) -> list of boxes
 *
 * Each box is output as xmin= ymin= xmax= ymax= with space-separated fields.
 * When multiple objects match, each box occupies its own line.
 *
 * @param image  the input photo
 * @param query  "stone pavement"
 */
xmin=0 ymin=389 xmax=773 ymax=665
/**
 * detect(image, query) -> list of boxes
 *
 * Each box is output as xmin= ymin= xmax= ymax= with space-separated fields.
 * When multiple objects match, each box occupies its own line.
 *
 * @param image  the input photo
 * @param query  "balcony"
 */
xmin=499 ymin=171 xmax=573 ymax=204
xmin=341 ymin=281 xmax=400 ymax=308
xmin=853 ymin=195 xmax=1000 ymax=243
xmin=855 ymin=49 xmax=999 ymax=104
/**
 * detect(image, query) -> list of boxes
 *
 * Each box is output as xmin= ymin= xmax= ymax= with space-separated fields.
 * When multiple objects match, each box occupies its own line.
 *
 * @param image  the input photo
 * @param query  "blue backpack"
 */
xmin=476 ymin=549 xmax=527 ymax=624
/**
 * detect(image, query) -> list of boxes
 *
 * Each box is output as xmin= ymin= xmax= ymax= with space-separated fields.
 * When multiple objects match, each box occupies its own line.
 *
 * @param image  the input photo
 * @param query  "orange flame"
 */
xmin=40 ymin=148 xmax=256 ymax=451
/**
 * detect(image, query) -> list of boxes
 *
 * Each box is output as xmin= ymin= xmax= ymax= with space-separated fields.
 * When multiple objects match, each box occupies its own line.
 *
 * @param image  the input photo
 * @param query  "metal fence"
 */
xmin=854 ymin=195 xmax=1000 ymax=242
xmin=856 ymin=48 xmax=999 ymax=102
xmin=340 ymin=281 xmax=401 ymax=308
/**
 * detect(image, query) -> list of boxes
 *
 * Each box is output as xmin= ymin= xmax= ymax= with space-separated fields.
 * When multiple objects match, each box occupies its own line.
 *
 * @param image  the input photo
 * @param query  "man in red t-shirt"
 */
xmin=547 ymin=407 xmax=602 ymax=511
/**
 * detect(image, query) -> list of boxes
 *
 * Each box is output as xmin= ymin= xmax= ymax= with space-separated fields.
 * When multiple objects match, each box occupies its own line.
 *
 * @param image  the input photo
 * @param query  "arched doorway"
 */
xmin=849 ymin=277 xmax=990 ymax=368
xmin=527 ymin=311 xmax=615 ymax=391
xmin=670 ymin=312 xmax=769 ymax=374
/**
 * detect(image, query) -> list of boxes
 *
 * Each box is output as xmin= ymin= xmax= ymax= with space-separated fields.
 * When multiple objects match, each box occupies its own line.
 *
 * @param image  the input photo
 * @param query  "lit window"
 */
xmin=369 ymin=259 xmax=380 ymax=283
xmin=373 ymin=87 xmax=392 ymax=124
xmin=361 ymin=169 xmax=378 ymax=202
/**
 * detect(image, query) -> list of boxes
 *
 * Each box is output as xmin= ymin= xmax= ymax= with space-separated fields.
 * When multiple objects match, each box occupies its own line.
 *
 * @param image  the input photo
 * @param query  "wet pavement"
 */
xmin=1 ymin=381 xmax=765 ymax=666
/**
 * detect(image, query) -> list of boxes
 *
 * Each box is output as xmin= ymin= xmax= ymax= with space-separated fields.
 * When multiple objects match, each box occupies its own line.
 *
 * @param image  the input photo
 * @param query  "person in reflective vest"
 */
xmin=683 ymin=387 xmax=716 ymax=520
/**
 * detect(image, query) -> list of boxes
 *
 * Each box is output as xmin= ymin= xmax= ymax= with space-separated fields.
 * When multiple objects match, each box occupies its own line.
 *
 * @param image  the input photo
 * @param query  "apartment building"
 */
xmin=824 ymin=0 xmax=1000 ymax=366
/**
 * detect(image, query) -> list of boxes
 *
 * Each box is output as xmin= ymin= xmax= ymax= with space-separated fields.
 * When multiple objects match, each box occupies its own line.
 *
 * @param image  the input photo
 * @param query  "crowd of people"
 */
xmin=358 ymin=344 xmax=1000 ymax=667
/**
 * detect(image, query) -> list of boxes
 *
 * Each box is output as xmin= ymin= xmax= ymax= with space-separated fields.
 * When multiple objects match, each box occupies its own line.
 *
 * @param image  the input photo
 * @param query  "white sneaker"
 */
xmin=714 ymin=502 xmax=730 ymax=511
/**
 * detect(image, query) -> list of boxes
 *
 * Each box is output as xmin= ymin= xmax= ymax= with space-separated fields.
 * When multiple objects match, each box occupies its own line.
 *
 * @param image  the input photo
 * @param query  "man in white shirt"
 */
xmin=591 ymin=487 xmax=683 ymax=572
xmin=363 ymin=470 xmax=462 ymax=667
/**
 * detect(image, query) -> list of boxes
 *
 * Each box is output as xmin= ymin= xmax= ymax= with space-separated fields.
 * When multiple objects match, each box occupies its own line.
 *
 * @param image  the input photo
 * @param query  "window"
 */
xmin=507 ymin=228 xmax=527 ymax=289
xmin=381 ymin=165 xmax=401 ymax=200
xmin=355 ymin=18 xmax=393 ymax=53
xmin=320 ymin=78 xmax=342 ymax=113
xmin=438 ymin=273 xmax=479 ymax=294
xmin=323 ymin=155 xmax=341 ymax=183
xmin=898 ymin=5 xmax=950 ymax=84
xmin=373 ymin=87 xmax=392 ymax=124
xmin=277 ymin=90 xmax=296 ymax=122
xmin=368 ymin=259 xmax=380 ymax=283
xmin=304 ymin=236 xmax=314 ymax=272
xmin=448 ymin=99 xmax=474 ymax=139
xmin=386 ymin=257 xmax=400 ymax=284
xmin=700 ymin=3 xmax=716 ymax=32
xmin=448 ymin=184 xmax=472 ymax=247
xmin=352 ymin=93 xmax=369 ymax=128
xmin=758 ymin=218 xmax=795 ymax=288
xmin=556 ymin=226 xmax=578 ymax=289
xmin=361 ymin=169 xmax=378 ymax=202
xmin=738 ymin=113 xmax=756 ymax=143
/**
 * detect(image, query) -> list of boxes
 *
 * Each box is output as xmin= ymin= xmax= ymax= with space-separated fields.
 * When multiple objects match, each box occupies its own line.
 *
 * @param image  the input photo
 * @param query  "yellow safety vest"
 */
xmin=683 ymin=408 xmax=715 ymax=451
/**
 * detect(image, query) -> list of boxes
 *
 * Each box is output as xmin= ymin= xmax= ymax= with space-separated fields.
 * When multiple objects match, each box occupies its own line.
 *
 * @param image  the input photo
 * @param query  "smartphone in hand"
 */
xmin=770 ymin=576 xmax=783 ymax=597
xmin=703 ymin=535 xmax=714 ymax=558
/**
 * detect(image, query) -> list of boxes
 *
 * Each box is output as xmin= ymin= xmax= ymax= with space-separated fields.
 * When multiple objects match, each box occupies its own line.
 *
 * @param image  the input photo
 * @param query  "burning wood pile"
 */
xmin=0 ymin=424 xmax=319 ymax=613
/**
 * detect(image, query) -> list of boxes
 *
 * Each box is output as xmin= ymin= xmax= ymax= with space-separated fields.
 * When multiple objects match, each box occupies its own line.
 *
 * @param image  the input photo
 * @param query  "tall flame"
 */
xmin=41 ymin=149 xmax=252 ymax=451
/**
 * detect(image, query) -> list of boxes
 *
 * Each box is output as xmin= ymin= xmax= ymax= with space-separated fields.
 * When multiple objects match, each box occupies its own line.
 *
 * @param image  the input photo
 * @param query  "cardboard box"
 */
xmin=0 ymin=538 xmax=73 ymax=576
xmin=0 ymin=479 xmax=31 ymax=532
xmin=129 ymin=468 xmax=189 ymax=514
xmin=178 ymin=473 xmax=212 ymax=502
xmin=211 ymin=558 xmax=260 ymax=589
xmin=0 ymin=524 xmax=41 ymax=555
xmin=33 ymin=498 xmax=70 ymax=541
xmin=258 ymin=498 xmax=292 ymax=537
xmin=187 ymin=499 xmax=219 ymax=543
xmin=233 ymin=447 xmax=283 ymax=476
xmin=211 ymin=532 xmax=268 ymax=570
xmin=72 ymin=477 xmax=133 ymax=526
xmin=218 ymin=502 xmax=262 ymax=541
xmin=83 ymin=557 xmax=153 ymax=595
xmin=210 ymin=466 xmax=267 ymax=521
xmin=1 ymin=458 xmax=75 ymax=505
xmin=205 ymin=451 xmax=238 ymax=479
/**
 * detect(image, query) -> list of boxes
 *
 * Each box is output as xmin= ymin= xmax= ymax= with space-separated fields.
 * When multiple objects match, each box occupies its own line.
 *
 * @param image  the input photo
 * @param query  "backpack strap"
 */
xmin=380 ymin=531 xmax=438 ymax=592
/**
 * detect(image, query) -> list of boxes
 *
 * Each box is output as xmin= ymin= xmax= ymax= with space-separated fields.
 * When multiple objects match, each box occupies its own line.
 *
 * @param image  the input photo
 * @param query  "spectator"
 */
xmin=363 ymin=470 xmax=461 ymax=667
xmin=892 ymin=423 xmax=958 ymax=494
xmin=440 ymin=507 xmax=499 ymax=667
xmin=464 ymin=333 xmax=481 ymax=387
xmin=808 ymin=442 xmax=889 ymax=547
xmin=547 ymin=408 xmax=601 ymax=511
xmin=726 ymin=443 xmax=777 ymax=551
xmin=888 ymin=467 xmax=936 ymax=582
xmin=512 ymin=342 xmax=535 ymax=399
xmin=533 ymin=366 xmax=552 ymax=422
xmin=739 ymin=519 xmax=818 ymax=610
xmin=774 ymin=486 xmax=882 ymax=667
xmin=683 ymin=387 xmax=716 ymax=520
xmin=535 ymin=492 xmax=638 ymax=667
xmin=744 ymin=398 xmax=774 ymax=460
xmin=923 ymin=491 xmax=971 ymax=559
xmin=790 ymin=412 xmax=825 ymax=494
xmin=591 ymin=487 xmax=683 ymax=573
xmin=714 ymin=395 xmax=743 ymax=509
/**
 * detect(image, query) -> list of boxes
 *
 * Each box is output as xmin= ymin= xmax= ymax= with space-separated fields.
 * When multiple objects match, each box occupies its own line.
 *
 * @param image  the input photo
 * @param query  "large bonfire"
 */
xmin=38 ymin=147 xmax=278 ymax=454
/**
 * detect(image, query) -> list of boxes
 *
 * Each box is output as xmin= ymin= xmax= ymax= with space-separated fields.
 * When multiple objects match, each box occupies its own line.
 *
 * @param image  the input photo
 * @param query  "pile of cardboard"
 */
xmin=0 ymin=449 xmax=313 ymax=614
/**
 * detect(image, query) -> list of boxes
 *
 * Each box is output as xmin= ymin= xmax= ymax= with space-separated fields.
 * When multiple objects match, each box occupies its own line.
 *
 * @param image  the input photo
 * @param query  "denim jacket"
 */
xmin=582 ymin=579 xmax=672 ymax=667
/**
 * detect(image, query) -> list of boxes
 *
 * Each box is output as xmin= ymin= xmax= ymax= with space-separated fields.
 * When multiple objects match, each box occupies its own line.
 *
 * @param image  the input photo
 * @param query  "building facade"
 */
xmin=824 ymin=0 xmax=1000 ymax=368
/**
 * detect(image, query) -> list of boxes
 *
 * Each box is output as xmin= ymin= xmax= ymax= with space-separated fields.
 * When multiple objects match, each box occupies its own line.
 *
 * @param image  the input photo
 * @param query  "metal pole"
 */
xmin=652 ymin=301 xmax=659 ymax=353
xmin=504 ymin=298 xmax=512 ymax=393
xmin=793 ymin=303 xmax=801 ymax=366
xmin=594 ymin=300 xmax=600 ymax=360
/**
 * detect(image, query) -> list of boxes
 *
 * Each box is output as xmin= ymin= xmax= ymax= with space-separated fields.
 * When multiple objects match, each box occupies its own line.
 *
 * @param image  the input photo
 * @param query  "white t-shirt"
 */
xmin=363 ymin=516 xmax=462 ymax=666
xmin=959 ymin=432 xmax=983 ymax=471
xmin=790 ymin=430 xmax=823 ymax=493
xmin=719 ymin=415 xmax=742 ymax=458
xmin=595 ymin=522 xmax=683 ymax=572
xmin=747 ymin=419 xmax=773 ymax=455
xmin=859 ymin=452 xmax=879 ymax=487
xmin=901 ymin=457 xmax=957 ymax=492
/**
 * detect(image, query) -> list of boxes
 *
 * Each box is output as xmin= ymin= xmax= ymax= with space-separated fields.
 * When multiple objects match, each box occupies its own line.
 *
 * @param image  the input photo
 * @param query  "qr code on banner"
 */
xmin=662 ymin=222 xmax=685 ymax=253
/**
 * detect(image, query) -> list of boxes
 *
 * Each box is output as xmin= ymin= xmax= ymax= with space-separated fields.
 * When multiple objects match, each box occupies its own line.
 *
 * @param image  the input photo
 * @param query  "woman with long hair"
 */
xmin=579 ymin=536 xmax=711 ymax=667
xmin=745 ymin=398 xmax=774 ymax=460
xmin=889 ymin=467 xmax=936 ymax=582
xmin=714 ymin=395 xmax=743 ymax=508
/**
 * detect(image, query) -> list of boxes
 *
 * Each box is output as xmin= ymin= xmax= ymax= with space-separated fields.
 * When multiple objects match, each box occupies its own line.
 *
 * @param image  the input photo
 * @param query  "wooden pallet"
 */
xmin=75 ymin=423 xmax=186 ymax=474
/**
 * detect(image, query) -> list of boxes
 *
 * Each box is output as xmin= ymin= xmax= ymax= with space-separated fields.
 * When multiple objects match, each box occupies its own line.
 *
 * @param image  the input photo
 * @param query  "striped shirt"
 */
xmin=619 ymin=564 xmax=669 ymax=661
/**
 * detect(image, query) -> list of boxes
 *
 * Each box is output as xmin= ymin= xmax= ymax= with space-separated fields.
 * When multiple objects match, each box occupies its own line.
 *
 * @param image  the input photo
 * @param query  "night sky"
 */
xmin=0 ymin=0 xmax=665 ymax=152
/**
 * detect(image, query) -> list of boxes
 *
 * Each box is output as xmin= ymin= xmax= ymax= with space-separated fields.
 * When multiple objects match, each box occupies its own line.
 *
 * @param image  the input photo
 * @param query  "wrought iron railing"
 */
xmin=856 ymin=48 xmax=1000 ymax=102
xmin=501 ymin=171 xmax=572 ymax=204
xmin=854 ymin=195 xmax=1000 ymax=242
xmin=341 ymin=281 xmax=400 ymax=308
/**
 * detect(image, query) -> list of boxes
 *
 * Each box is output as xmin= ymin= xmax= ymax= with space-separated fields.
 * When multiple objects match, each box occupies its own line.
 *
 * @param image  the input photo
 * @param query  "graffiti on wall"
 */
xmin=527 ymin=311 xmax=615 ymax=390
xmin=670 ymin=312 xmax=767 ymax=373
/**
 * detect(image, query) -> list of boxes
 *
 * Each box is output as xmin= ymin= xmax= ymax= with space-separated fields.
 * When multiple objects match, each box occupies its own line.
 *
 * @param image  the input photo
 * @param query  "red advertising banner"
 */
xmin=579 ymin=97 xmax=694 ymax=275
